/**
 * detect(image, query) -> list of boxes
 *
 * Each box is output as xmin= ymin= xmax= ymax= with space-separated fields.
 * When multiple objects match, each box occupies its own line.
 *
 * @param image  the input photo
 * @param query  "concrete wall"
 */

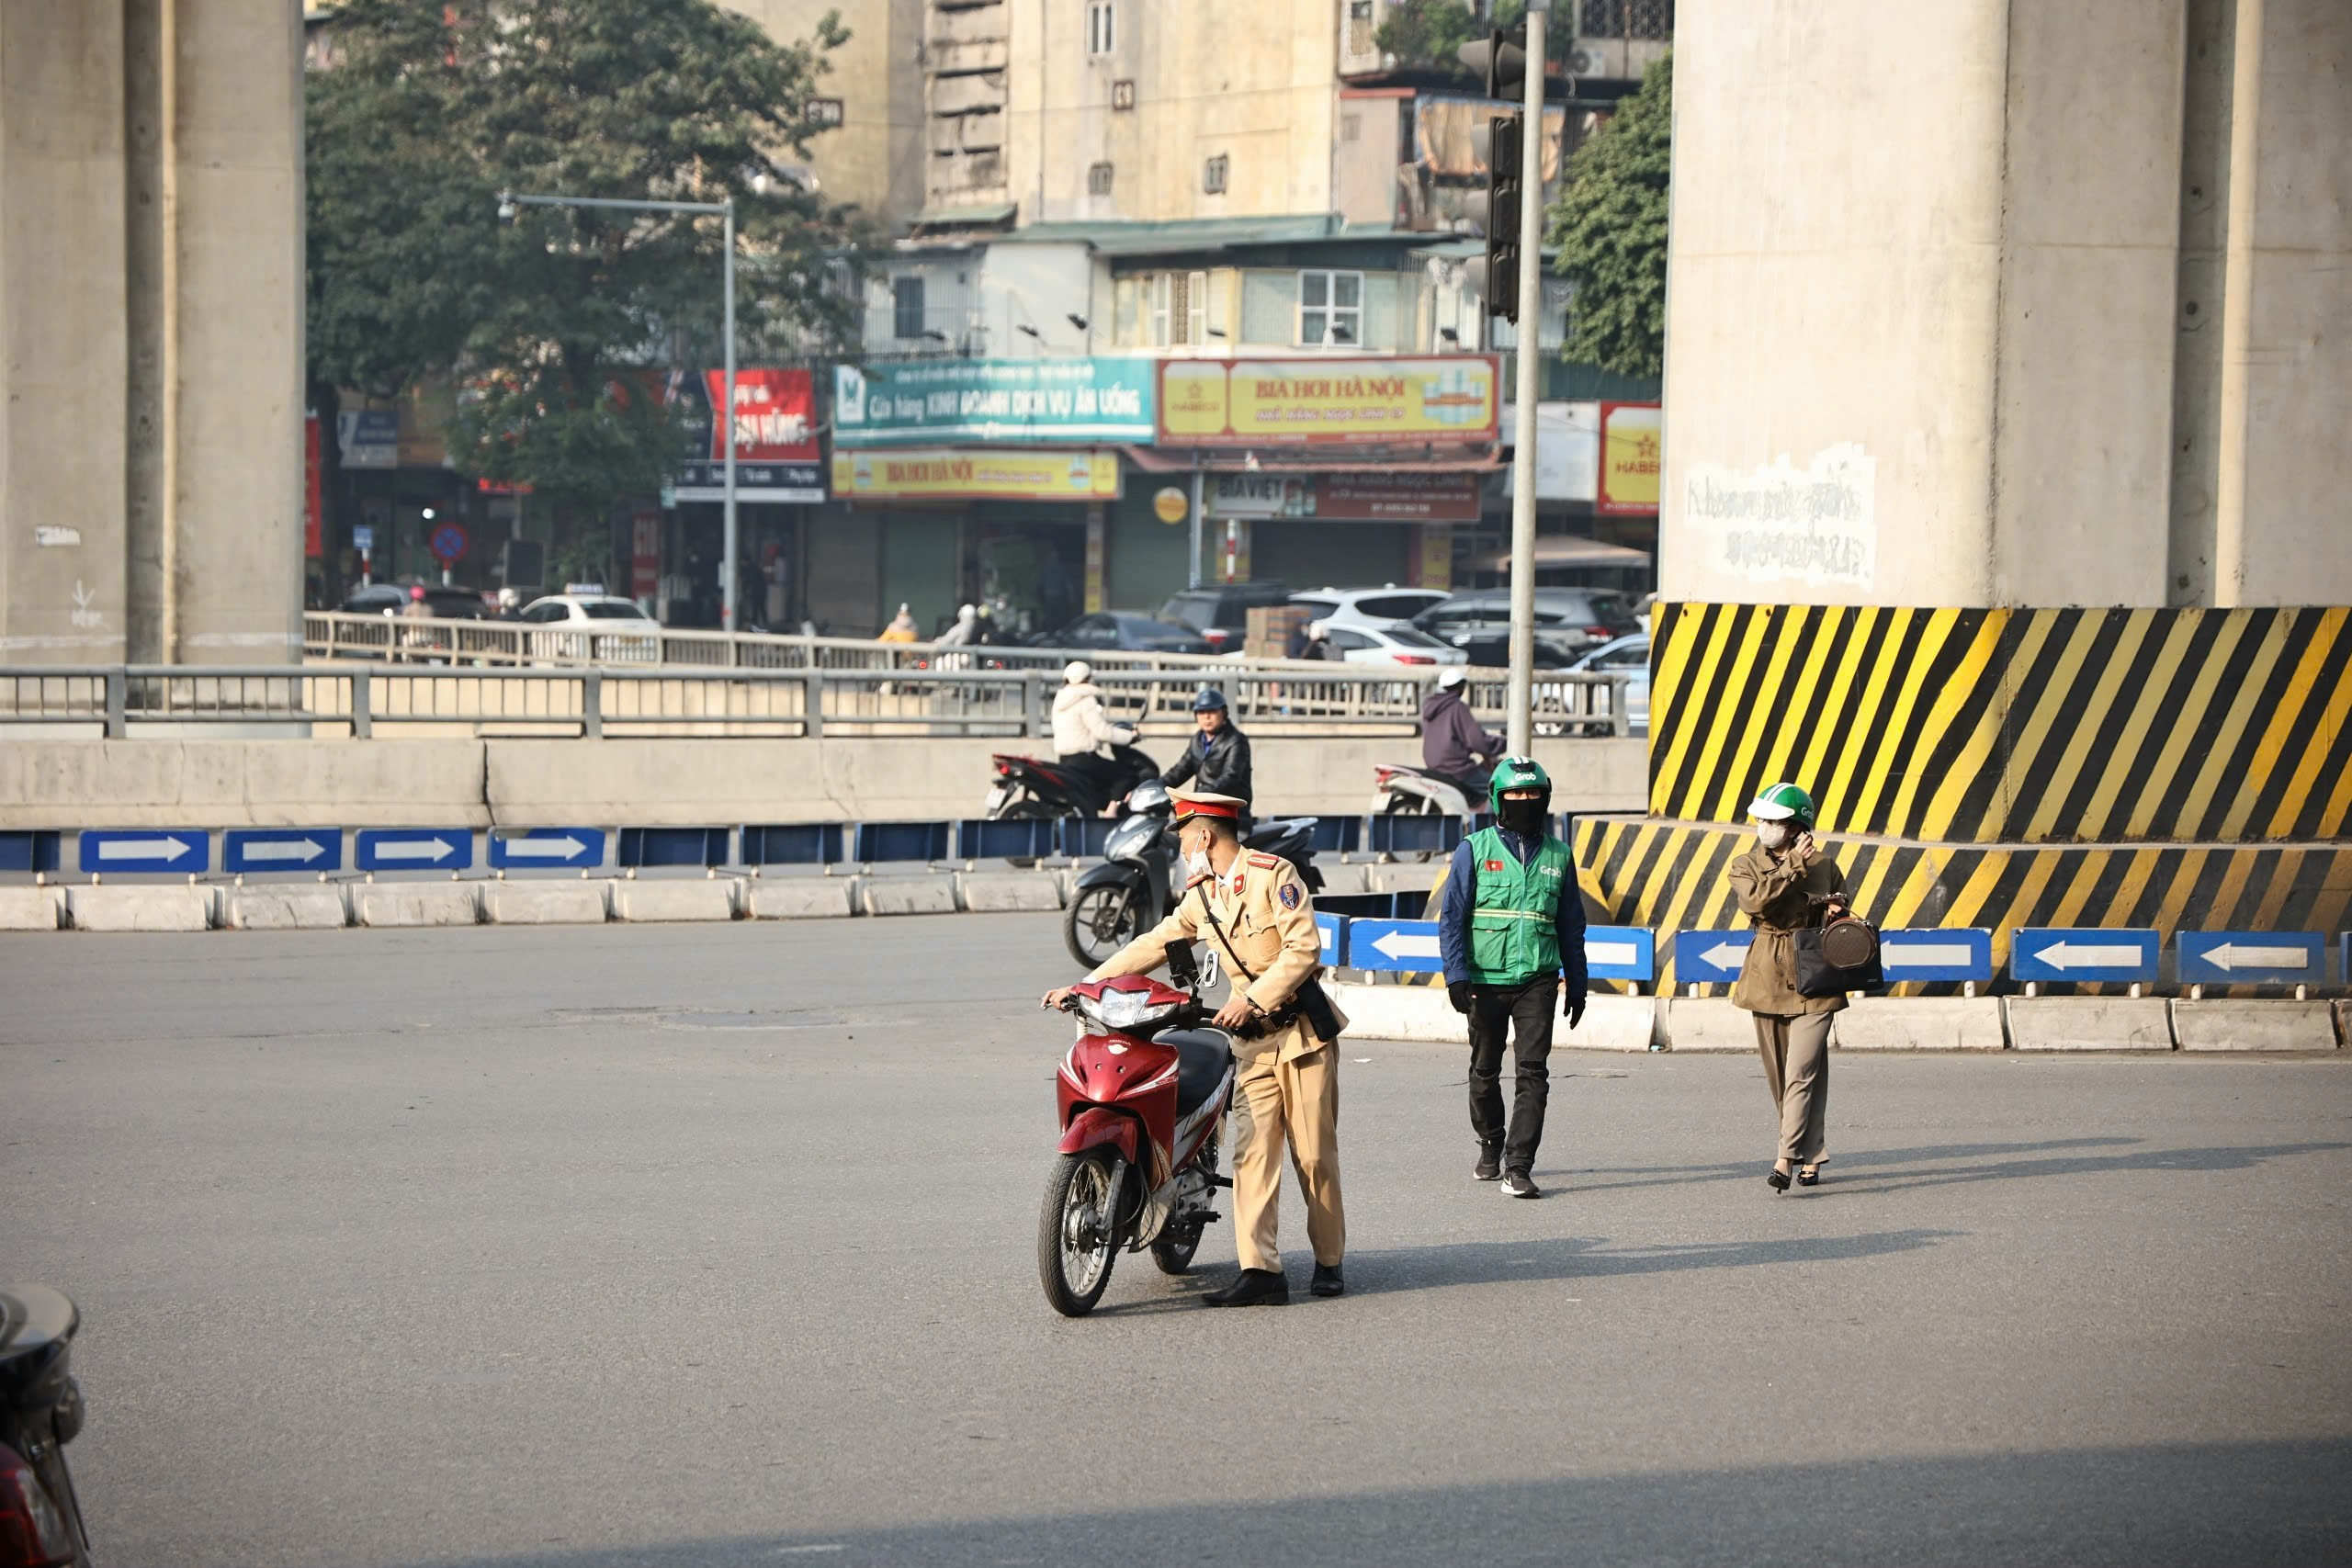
xmin=720 ymin=0 xmax=927 ymax=231
xmin=0 ymin=735 xmax=1647 ymax=829
xmin=0 ymin=1 xmax=303 ymax=666
xmin=1661 ymin=0 xmax=2352 ymax=611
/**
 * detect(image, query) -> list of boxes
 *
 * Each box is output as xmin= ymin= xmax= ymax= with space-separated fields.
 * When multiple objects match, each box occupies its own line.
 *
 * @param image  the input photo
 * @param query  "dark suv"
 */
xmin=1413 ymin=588 xmax=1644 ymax=665
xmin=1157 ymin=581 xmax=1292 ymax=654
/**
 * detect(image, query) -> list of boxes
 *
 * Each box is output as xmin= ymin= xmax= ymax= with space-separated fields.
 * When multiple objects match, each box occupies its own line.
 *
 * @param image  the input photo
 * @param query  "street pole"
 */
xmin=721 ymin=198 xmax=739 ymax=634
xmin=1504 ymin=0 xmax=1548 ymax=756
xmin=1188 ymin=457 xmax=1205 ymax=590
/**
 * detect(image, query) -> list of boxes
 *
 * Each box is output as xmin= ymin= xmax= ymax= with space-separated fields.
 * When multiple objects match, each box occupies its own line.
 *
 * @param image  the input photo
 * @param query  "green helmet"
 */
xmin=1747 ymin=781 xmax=1816 ymax=829
xmin=1488 ymin=755 xmax=1553 ymax=817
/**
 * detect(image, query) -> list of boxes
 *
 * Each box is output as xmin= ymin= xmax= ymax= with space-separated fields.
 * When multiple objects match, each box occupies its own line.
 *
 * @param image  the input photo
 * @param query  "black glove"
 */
xmin=1563 ymin=989 xmax=1586 ymax=1028
xmin=1447 ymin=981 xmax=1473 ymax=1015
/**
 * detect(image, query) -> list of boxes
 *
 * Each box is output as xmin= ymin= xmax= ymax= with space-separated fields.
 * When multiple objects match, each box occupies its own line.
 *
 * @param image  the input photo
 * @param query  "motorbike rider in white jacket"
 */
xmin=1053 ymin=661 xmax=1141 ymax=810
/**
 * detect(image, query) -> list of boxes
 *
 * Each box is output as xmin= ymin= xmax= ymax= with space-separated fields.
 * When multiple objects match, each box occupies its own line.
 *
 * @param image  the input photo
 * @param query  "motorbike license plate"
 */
xmin=984 ymin=784 xmax=1009 ymax=814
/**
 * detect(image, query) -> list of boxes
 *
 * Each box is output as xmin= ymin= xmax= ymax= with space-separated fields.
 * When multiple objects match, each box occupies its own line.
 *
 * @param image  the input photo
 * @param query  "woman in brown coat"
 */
xmin=1726 ymin=782 xmax=1848 ymax=1192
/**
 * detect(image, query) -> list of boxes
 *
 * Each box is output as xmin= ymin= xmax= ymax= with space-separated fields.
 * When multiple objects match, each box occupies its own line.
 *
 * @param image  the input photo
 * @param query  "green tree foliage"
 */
xmin=1373 ymin=0 xmax=1565 ymax=78
xmin=1546 ymin=49 xmax=1670 ymax=378
xmin=306 ymin=0 xmax=857 ymax=511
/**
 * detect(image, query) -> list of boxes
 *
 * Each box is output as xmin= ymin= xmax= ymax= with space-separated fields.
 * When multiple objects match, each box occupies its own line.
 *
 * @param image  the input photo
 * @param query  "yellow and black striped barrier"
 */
xmin=1647 ymin=604 xmax=2352 ymax=845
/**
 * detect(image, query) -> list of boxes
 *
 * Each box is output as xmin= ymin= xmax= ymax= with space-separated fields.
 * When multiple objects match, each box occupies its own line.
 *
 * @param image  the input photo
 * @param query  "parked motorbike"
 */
xmin=984 ymin=744 xmax=1160 ymax=823
xmin=1372 ymin=761 xmax=1480 ymax=818
xmin=0 ymin=1285 xmax=92 ymax=1568
xmin=1039 ymin=943 xmax=1234 ymax=1316
xmin=1062 ymin=781 xmax=1329 ymax=967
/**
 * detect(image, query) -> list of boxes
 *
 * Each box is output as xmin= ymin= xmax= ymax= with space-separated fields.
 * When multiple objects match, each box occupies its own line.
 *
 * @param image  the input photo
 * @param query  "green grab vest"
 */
xmin=1464 ymin=826 xmax=1572 ymax=986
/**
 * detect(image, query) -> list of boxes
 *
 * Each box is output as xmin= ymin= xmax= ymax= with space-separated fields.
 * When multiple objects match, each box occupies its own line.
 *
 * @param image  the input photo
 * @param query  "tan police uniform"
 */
xmin=1084 ymin=789 xmax=1347 ymax=1274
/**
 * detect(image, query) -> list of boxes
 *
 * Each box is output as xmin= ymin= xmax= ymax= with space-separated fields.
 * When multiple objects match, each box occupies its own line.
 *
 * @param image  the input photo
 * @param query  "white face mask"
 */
xmin=1182 ymin=832 xmax=1213 ymax=881
xmin=1757 ymin=820 xmax=1793 ymax=851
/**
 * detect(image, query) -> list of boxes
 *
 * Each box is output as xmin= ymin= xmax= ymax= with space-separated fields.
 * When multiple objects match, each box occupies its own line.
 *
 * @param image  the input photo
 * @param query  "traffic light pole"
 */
xmin=1504 ymin=0 xmax=1547 ymax=755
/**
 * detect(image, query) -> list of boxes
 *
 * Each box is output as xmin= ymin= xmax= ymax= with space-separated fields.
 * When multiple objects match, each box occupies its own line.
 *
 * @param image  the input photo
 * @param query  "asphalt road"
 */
xmin=4 ymin=916 xmax=2348 ymax=1568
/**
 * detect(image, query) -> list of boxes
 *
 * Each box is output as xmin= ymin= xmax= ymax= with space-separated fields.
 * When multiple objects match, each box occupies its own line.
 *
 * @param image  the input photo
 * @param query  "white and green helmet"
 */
xmin=1747 ymin=782 xmax=1816 ymax=829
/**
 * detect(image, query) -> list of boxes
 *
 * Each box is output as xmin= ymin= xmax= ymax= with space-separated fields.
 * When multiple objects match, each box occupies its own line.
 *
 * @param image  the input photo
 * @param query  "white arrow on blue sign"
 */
xmin=1879 ymin=928 xmax=1993 ymax=982
xmin=1315 ymin=913 xmax=1347 ymax=967
xmin=1673 ymin=930 xmax=1752 ymax=984
xmin=1350 ymin=919 xmax=1443 ymax=973
xmin=1583 ymin=924 xmax=1655 ymax=981
xmin=78 ymin=829 xmax=207 ymax=874
xmin=489 ymin=829 xmax=605 ymax=871
xmin=355 ymin=829 xmax=472 ymax=873
xmin=222 ymin=829 xmax=341 ymax=874
xmin=2011 ymin=928 xmax=2158 ymax=984
xmin=2177 ymin=931 xmax=2322 ymax=986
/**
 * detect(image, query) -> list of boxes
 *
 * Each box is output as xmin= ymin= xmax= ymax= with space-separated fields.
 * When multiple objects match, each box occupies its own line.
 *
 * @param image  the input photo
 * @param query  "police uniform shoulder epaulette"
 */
xmin=1246 ymin=852 xmax=1281 ymax=870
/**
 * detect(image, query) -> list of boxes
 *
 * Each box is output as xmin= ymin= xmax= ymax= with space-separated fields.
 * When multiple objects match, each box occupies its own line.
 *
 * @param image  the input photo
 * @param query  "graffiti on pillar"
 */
xmin=70 ymin=581 xmax=103 ymax=631
xmin=1684 ymin=443 xmax=1876 ymax=590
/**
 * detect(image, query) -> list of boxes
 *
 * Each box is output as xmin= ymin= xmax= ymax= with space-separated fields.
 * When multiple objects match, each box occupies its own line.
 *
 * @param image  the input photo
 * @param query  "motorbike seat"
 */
xmin=1157 ymin=1029 xmax=1234 ymax=1116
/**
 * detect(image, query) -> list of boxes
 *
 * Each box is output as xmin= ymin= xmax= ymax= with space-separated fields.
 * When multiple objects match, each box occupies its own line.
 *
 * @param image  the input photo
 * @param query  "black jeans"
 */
xmin=1467 ymin=976 xmax=1559 ymax=1173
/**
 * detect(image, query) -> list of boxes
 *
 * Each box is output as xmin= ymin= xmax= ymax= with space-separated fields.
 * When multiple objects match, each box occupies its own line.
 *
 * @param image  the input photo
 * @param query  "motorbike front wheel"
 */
xmin=1037 ymin=1151 xmax=1121 ymax=1316
xmin=1063 ymin=883 xmax=1143 ymax=968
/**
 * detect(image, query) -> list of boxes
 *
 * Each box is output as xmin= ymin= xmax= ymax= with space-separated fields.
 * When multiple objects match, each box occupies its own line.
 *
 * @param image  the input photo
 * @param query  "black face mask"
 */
xmin=1498 ymin=798 xmax=1547 ymax=836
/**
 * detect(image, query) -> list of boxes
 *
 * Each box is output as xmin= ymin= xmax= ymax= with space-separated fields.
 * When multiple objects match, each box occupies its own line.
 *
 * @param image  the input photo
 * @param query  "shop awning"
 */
xmin=1470 ymin=536 xmax=1653 ymax=571
xmin=1118 ymin=445 xmax=1501 ymax=474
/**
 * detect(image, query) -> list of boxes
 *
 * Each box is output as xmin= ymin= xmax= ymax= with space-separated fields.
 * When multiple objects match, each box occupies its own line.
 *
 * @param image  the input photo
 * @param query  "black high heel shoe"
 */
xmin=1796 ymin=1165 xmax=1821 ymax=1187
xmin=1766 ymin=1166 xmax=1792 ymax=1192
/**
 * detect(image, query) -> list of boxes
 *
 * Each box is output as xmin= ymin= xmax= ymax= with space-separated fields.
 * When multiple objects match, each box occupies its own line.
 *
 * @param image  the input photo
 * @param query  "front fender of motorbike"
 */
xmin=1057 ymin=1104 xmax=1141 ymax=1164
xmin=1071 ymin=861 xmax=1145 ymax=896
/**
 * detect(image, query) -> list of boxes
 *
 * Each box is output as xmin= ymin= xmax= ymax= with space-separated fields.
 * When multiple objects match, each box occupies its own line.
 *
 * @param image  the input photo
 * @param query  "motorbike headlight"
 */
xmin=1104 ymin=818 xmax=1151 ymax=857
xmin=1084 ymin=989 xmax=1180 ymax=1032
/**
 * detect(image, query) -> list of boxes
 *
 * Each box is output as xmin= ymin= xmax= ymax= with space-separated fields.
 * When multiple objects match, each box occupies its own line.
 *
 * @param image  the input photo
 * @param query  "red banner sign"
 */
xmin=303 ymin=415 xmax=323 ymax=558
xmin=706 ymin=368 xmax=819 ymax=462
xmin=630 ymin=509 xmax=662 ymax=601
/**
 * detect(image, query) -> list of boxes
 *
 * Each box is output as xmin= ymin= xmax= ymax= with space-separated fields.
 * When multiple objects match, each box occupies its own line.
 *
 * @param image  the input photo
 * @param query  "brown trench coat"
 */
xmin=1726 ymin=842 xmax=1849 ymax=1017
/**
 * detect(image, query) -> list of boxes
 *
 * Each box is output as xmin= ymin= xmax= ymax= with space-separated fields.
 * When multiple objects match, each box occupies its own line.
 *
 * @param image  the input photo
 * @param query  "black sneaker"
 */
xmin=1474 ymin=1145 xmax=1503 ymax=1182
xmin=1499 ymin=1170 xmax=1541 ymax=1199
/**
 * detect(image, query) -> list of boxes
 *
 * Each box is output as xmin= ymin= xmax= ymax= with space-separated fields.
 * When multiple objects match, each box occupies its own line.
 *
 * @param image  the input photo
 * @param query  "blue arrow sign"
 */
xmin=2177 ymin=931 xmax=2323 ymax=986
xmin=1315 ymin=912 xmax=1347 ymax=967
xmin=1879 ymin=928 xmax=1993 ymax=982
xmin=1674 ymin=930 xmax=1752 ymax=984
xmin=2011 ymin=927 xmax=2158 ymax=984
xmin=355 ymin=829 xmax=472 ymax=873
xmin=1350 ymin=919 xmax=1444 ymax=974
xmin=1583 ymin=925 xmax=1655 ymax=981
xmin=78 ymin=829 xmax=208 ymax=874
xmin=489 ymin=828 xmax=605 ymax=871
xmin=222 ymin=829 xmax=342 ymax=874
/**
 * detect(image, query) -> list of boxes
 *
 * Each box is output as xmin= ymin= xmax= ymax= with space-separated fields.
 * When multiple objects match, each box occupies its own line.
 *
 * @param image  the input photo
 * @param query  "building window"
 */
xmin=1149 ymin=273 xmax=1172 ymax=346
xmin=1112 ymin=79 xmax=1136 ymax=110
xmin=1203 ymin=154 xmax=1228 ymax=195
xmin=1086 ymin=1 xmax=1114 ymax=55
xmin=1146 ymin=271 xmax=1211 ymax=347
xmin=806 ymin=97 xmax=844 ymax=129
xmin=1088 ymin=161 xmax=1114 ymax=197
xmin=1186 ymin=270 xmax=1208 ymax=344
xmin=892 ymin=276 xmax=925 ymax=340
xmin=1297 ymin=269 xmax=1363 ymax=346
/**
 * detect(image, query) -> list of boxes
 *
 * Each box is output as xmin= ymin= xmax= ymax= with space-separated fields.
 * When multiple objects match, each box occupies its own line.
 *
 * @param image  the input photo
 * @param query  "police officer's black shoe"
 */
xmin=1474 ymin=1145 xmax=1503 ymax=1181
xmin=1202 ymin=1269 xmax=1289 ymax=1307
xmin=1311 ymin=1263 xmax=1344 ymax=1298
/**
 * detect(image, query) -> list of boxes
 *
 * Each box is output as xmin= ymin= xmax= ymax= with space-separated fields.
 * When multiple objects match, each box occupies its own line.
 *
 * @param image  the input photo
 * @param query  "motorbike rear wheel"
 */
xmin=1037 ymin=1151 xmax=1120 ymax=1316
xmin=1063 ymin=883 xmax=1142 ymax=968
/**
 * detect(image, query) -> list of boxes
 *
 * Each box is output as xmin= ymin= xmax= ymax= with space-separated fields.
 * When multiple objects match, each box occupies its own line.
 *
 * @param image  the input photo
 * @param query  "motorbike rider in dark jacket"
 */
xmin=1161 ymin=689 xmax=1253 ymax=818
xmin=1420 ymin=668 xmax=1504 ymax=801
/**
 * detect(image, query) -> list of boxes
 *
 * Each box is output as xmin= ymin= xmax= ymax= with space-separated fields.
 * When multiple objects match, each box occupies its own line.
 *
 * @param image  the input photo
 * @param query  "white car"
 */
xmin=1319 ymin=624 xmax=1470 ymax=667
xmin=516 ymin=594 xmax=662 ymax=663
xmin=1289 ymin=586 xmax=1450 ymax=633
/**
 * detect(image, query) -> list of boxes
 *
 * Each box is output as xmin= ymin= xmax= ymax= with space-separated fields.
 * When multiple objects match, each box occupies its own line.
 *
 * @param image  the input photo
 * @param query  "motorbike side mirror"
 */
xmin=1166 ymin=942 xmax=1200 ymax=992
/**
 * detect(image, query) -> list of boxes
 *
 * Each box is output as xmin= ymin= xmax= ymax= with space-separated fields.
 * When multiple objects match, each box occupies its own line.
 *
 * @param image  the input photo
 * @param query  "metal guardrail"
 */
xmin=0 ymin=661 xmax=1632 ymax=739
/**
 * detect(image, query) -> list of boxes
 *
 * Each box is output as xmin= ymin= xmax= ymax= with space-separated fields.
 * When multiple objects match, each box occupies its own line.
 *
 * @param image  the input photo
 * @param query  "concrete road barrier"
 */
xmin=1574 ymin=993 xmax=1664 ymax=1052
xmin=610 ymin=878 xmax=738 ymax=922
xmin=1661 ymin=998 xmax=1757 ymax=1052
xmin=0 ymin=886 xmax=63 ymax=931
xmin=862 ymin=877 xmax=958 ymax=917
xmin=1363 ymin=862 xmax=1449 ymax=899
xmin=2006 ymin=997 xmax=2175 ymax=1051
xmin=356 ymin=884 xmax=480 ymax=928
xmin=748 ymin=879 xmax=858 ymax=919
xmin=67 ymin=884 xmax=215 ymax=932
xmin=2170 ymin=999 xmax=2339 ymax=1052
xmin=2337 ymin=1001 xmax=2351 ymax=1048
xmin=956 ymin=874 xmax=1062 ymax=913
xmin=1326 ymin=979 xmax=1463 ymax=1044
xmin=483 ymin=881 xmax=610 ymax=926
xmin=226 ymin=886 xmax=349 ymax=931
xmin=1835 ymin=997 xmax=2007 ymax=1051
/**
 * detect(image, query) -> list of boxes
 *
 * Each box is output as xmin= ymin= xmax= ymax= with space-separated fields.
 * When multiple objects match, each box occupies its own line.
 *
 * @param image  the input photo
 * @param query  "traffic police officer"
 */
xmin=1438 ymin=757 xmax=1588 ymax=1198
xmin=1044 ymin=787 xmax=1347 ymax=1305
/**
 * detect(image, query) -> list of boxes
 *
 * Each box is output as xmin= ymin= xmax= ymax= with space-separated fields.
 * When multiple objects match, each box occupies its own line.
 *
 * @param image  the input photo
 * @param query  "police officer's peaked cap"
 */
xmin=1169 ymin=787 xmax=1246 ymax=822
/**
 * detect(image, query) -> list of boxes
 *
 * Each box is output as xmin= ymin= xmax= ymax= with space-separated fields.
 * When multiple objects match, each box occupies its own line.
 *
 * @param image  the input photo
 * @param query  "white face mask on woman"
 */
xmin=1757 ymin=820 xmax=1793 ymax=851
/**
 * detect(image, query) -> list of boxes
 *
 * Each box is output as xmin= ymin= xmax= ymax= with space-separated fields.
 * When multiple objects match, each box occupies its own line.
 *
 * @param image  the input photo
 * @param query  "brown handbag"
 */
xmin=1796 ymin=914 xmax=1883 ymax=997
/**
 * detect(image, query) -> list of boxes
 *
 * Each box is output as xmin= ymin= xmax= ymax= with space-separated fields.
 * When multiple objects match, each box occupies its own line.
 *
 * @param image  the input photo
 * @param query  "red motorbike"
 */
xmin=1038 ymin=948 xmax=1235 ymax=1316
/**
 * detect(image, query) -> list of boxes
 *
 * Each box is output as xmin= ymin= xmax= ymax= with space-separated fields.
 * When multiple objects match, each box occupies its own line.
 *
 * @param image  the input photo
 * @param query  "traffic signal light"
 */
xmin=1457 ymin=25 xmax=1529 ymax=105
xmin=1462 ymin=112 xmax=1523 ymax=325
